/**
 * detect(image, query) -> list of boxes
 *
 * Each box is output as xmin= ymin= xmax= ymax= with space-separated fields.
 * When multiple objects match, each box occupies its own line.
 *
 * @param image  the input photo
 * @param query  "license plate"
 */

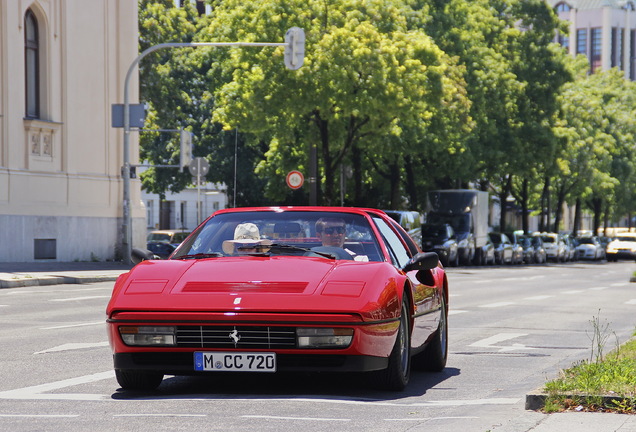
xmin=194 ymin=352 xmax=276 ymax=372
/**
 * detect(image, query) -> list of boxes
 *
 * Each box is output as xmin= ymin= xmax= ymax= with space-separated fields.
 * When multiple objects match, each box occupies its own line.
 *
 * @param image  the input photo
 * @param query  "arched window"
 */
xmin=24 ymin=9 xmax=39 ymax=119
xmin=555 ymin=2 xmax=571 ymax=12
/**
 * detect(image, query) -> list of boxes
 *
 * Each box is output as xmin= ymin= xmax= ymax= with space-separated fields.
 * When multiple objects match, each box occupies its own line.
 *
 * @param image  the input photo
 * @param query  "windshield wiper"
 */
xmin=174 ymin=253 xmax=223 ymax=260
xmin=248 ymin=243 xmax=336 ymax=259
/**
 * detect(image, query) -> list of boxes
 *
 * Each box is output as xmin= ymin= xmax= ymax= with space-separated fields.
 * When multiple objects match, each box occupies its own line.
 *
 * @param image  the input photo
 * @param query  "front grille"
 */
xmin=176 ymin=325 xmax=297 ymax=349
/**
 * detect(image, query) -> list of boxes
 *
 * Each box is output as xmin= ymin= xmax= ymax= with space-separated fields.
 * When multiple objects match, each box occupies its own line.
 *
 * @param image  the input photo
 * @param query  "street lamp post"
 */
xmin=120 ymin=29 xmax=305 ymax=264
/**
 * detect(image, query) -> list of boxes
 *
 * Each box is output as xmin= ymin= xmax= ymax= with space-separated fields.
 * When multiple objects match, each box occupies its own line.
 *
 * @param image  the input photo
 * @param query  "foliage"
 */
xmin=543 ymin=313 xmax=636 ymax=413
xmin=203 ymin=0 xmax=471 ymax=206
xmin=136 ymin=0 xmax=636 ymax=229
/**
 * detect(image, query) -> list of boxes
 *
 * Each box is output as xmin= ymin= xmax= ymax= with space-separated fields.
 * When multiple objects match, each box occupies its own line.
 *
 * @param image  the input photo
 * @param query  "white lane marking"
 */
xmin=41 ymin=321 xmax=104 ymax=330
xmin=589 ymin=287 xmax=608 ymax=291
xmin=470 ymin=333 xmax=534 ymax=352
xmin=243 ymin=415 xmax=350 ymax=421
xmin=0 ymin=370 xmax=520 ymax=406
xmin=479 ymin=302 xmax=515 ymax=308
xmin=0 ymin=371 xmax=114 ymax=401
xmin=471 ymin=333 xmax=527 ymax=347
xmin=524 ymin=295 xmax=554 ymax=301
xmin=114 ymin=414 xmax=207 ymax=418
xmin=50 ymin=296 xmax=110 ymax=302
xmin=562 ymin=290 xmax=584 ymax=294
xmin=0 ymin=414 xmax=79 ymax=418
xmin=34 ymin=342 xmax=109 ymax=354
xmin=611 ymin=282 xmax=630 ymax=287
xmin=626 ymin=299 xmax=636 ymax=305
xmin=448 ymin=310 xmax=467 ymax=315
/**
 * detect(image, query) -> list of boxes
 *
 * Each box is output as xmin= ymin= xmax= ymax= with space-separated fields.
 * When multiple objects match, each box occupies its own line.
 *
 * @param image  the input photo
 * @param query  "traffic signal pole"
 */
xmin=120 ymin=30 xmax=305 ymax=264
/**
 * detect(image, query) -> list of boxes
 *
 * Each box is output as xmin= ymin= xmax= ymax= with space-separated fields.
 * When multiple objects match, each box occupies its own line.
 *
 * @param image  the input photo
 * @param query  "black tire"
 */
xmin=374 ymin=299 xmax=411 ymax=391
xmin=115 ymin=369 xmax=163 ymax=391
xmin=413 ymin=296 xmax=448 ymax=372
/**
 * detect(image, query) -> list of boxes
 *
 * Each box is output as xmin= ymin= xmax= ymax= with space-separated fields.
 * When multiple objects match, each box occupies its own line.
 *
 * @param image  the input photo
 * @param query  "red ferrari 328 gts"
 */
xmin=106 ymin=207 xmax=449 ymax=391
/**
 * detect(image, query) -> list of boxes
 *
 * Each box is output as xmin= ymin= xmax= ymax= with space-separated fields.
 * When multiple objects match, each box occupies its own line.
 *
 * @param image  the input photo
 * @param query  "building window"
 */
xmin=555 ymin=3 xmax=571 ymax=12
xmin=591 ymin=28 xmax=602 ymax=72
xmin=558 ymin=33 xmax=569 ymax=51
xmin=631 ymin=29 xmax=636 ymax=80
xmin=24 ymin=9 xmax=40 ymax=119
xmin=611 ymin=27 xmax=624 ymax=69
xmin=576 ymin=29 xmax=587 ymax=56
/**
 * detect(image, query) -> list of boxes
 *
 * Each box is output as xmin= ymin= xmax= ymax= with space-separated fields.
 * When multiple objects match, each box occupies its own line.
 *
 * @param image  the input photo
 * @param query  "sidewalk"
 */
xmin=0 ymin=261 xmax=133 ymax=288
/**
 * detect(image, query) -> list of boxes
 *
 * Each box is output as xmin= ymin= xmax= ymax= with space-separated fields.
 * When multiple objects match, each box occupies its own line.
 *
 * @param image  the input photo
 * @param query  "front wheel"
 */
xmin=115 ymin=369 xmax=163 ymax=391
xmin=374 ymin=298 xmax=411 ymax=391
xmin=413 ymin=296 xmax=448 ymax=372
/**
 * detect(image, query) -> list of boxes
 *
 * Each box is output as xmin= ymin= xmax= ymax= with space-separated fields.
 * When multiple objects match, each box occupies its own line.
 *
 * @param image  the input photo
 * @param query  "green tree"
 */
xmin=204 ymin=0 xmax=470 ymax=206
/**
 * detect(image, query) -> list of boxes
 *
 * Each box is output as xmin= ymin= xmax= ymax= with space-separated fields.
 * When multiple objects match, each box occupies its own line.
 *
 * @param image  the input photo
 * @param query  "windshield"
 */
xmin=421 ymin=224 xmax=447 ymax=237
xmin=173 ymin=210 xmax=383 ymax=262
xmin=427 ymin=213 xmax=470 ymax=233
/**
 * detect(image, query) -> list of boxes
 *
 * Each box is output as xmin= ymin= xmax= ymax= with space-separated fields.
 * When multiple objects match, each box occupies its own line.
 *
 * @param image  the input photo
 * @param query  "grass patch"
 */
xmin=543 ymin=312 xmax=636 ymax=413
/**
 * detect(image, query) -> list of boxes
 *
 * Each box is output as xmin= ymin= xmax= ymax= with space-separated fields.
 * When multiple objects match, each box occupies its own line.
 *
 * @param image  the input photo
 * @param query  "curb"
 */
xmin=526 ymin=388 xmax=634 ymax=411
xmin=0 ymin=274 xmax=121 ymax=289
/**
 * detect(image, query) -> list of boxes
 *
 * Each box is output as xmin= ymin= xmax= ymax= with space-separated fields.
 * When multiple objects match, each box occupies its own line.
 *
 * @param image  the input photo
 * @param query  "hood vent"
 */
xmin=182 ymin=281 xmax=308 ymax=293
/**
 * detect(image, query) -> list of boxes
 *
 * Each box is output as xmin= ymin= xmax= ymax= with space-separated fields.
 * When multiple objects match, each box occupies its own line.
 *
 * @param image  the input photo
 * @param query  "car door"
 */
xmin=372 ymin=216 xmax=440 ymax=347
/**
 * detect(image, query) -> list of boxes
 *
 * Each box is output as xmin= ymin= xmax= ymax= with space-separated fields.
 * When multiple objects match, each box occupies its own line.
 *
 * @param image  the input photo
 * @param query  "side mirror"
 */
xmin=131 ymin=248 xmax=156 ymax=265
xmin=403 ymin=251 xmax=439 ymax=272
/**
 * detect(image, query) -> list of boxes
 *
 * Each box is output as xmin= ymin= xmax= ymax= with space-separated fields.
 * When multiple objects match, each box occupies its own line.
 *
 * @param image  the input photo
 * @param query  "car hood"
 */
xmin=107 ymin=256 xmax=400 ymax=319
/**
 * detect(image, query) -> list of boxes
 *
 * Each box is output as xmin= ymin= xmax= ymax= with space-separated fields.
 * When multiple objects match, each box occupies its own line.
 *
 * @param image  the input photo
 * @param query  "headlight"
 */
xmin=119 ymin=326 xmax=176 ymax=346
xmin=297 ymin=328 xmax=353 ymax=348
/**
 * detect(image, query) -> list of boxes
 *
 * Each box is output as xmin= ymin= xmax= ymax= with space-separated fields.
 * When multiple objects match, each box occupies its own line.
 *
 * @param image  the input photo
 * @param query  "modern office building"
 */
xmin=0 ymin=1 xmax=144 ymax=262
xmin=549 ymin=0 xmax=636 ymax=78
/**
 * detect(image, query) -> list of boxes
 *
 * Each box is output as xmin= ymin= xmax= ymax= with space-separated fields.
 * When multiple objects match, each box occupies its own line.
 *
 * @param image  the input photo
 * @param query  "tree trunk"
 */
xmin=572 ymin=197 xmax=581 ymax=237
xmin=553 ymin=184 xmax=567 ymax=233
xmin=404 ymin=155 xmax=418 ymax=210
xmin=521 ymin=179 xmax=529 ymax=234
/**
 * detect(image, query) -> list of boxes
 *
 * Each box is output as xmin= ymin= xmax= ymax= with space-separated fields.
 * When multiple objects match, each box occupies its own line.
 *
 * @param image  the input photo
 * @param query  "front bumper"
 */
xmin=113 ymin=351 xmax=388 ymax=374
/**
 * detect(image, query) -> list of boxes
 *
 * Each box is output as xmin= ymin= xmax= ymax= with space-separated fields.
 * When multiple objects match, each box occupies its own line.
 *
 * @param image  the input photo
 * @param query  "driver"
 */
xmin=315 ymin=218 xmax=347 ymax=248
xmin=315 ymin=218 xmax=368 ymax=261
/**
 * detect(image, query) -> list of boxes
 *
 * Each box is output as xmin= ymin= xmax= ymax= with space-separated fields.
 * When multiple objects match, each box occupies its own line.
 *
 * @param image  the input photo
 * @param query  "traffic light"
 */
xmin=180 ymin=129 xmax=193 ymax=171
xmin=284 ymin=27 xmax=305 ymax=70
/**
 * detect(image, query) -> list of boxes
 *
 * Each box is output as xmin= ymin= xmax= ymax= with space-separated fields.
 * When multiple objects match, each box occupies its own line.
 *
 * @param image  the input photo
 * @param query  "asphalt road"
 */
xmin=0 ymin=261 xmax=635 ymax=431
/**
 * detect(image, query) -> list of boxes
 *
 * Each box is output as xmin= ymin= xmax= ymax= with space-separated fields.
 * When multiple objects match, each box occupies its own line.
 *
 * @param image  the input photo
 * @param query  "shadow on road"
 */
xmin=111 ymin=367 xmax=461 ymax=402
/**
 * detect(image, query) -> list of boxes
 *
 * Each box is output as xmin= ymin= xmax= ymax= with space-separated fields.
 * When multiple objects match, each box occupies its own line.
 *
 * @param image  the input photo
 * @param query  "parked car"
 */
xmin=489 ymin=232 xmax=514 ymax=265
xmin=107 ymin=206 xmax=449 ymax=392
xmin=530 ymin=235 xmax=547 ymax=264
xmin=562 ymin=234 xmax=577 ymax=262
xmin=383 ymin=210 xmax=422 ymax=233
xmin=605 ymin=233 xmax=636 ymax=261
xmin=540 ymin=233 xmax=566 ymax=262
xmin=517 ymin=235 xmax=536 ymax=264
xmin=574 ymin=236 xmax=605 ymax=260
xmin=505 ymin=232 xmax=525 ymax=265
xmin=420 ymin=223 xmax=459 ymax=267
xmin=146 ymin=229 xmax=192 ymax=259
xmin=480 ymin=236 xmax=496 ymax=265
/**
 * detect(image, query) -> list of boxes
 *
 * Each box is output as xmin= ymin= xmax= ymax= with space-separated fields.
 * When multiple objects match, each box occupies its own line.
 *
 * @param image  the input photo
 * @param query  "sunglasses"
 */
xmin=321 ymin=226 xmax=345 ymax=235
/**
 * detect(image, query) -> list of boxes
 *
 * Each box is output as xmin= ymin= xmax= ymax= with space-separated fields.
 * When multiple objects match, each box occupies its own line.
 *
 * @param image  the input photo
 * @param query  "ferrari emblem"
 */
xmin=229 ymin=328 xmax=241 ymax=347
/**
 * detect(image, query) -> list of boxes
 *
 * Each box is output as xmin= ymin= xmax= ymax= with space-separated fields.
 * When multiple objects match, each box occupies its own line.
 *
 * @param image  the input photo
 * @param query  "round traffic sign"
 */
xmin=286 ymin=170 xmax=304 ymax=189
xmin=189 ymin=157 xmax=210 ymax=177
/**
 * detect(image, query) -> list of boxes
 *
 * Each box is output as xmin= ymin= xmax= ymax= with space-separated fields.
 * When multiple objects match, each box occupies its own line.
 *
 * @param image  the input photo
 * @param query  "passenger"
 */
xmin=222 ymin=223 xmax=269 ymax=255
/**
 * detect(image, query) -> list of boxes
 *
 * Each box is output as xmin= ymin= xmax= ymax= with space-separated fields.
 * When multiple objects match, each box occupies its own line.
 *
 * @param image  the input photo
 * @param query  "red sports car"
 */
xmin=106 ymin=207 xmax=449 ymax=391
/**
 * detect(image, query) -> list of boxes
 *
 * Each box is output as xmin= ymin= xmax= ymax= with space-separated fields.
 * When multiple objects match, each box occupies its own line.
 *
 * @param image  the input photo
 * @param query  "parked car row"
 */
xmin=411 ymin=225 xmax=636 ymax=267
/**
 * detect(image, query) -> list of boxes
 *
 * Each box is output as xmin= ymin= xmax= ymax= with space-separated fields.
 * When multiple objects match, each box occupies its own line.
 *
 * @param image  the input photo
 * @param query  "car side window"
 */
xmin=373 ymin=217 xmax=411 ymax=268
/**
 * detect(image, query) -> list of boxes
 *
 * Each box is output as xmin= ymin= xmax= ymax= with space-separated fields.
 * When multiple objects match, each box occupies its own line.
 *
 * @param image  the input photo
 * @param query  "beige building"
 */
xmin=0 ymin=1 xmax=145 ymax=262
xmin=550 ymin=0 xmax=636 ymax=78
